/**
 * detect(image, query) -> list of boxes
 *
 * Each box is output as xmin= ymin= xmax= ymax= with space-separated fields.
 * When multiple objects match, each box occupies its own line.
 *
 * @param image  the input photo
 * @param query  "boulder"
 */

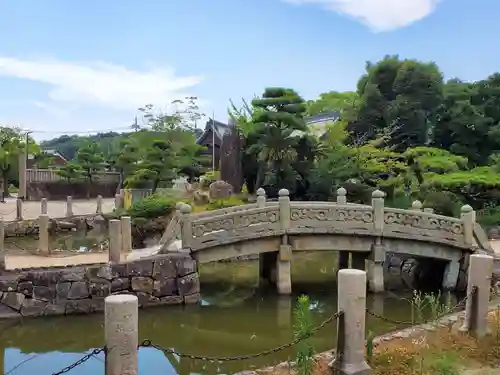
xmin=209 ymin=180 xmax=233 ymax=200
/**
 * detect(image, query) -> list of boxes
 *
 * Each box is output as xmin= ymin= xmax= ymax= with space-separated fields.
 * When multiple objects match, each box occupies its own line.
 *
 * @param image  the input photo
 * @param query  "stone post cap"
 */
xmin=278 ymin=188 xmax=289 ymax=197
xmin=337 ymin=187 xmax=347 ymax=196
xmin=372 ymin=189 xmax=385 ymax=198
xmin=461 ymin=204 xmax=474 ymax=213
xmin=175 ymin=202 xmax=184 ymax=210
xmin=105 ymin=294 xmax=138 ymax=304
xmin=180 ymin=203 xmax=193 ymax=214
xmin=256 ymin=188 xmax=266 ymax=196
xmin=412 ymin=200 xmax=423 ymax=208
xmin=470 ymin=253 xmax=494 ymax=260
xmin=338 ymin=268 xmax=366 ymax=277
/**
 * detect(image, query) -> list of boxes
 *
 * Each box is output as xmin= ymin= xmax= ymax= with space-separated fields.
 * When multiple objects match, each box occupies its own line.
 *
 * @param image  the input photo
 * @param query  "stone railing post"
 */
xmin=114 ymin=193 xmax=123 ymax=210
xmin=16 ymin=198 xmax=23 ymax=221
xmin=66 ymin=196 xmax=73 ymax=217
xmin=96 ymin=195 xmax=103 ymax=214
xmin=109 ymin=219 xmax=122 ymax=263
xmin=105 ymin=294 xmax=138 ymax=375
xmin=40 ymin=198 xmax=48 ymax=215
xmin=333 ymin=269 xmax=371 ymax=374
xmin=411 ymin=200 xmax=423 ymax=211
xmin=461 ymin=205 xmax=474 ymax=247
xmin=336 ymin=187 xmax=347 ymax=204
xmin=179 ymin=203 xmax=193 ymax=249
xmin=369 ymin=190 xmax=385 ymax=293
xmin=38 ymin=214 xmax=50 ymax=255
xmin=423 ymin=207 xmax=434 ymax=214
xmin=460 ymin=254 xmax=494 ymax=338
xmin=0 ymin=218 xmax=5 ymax=271
xmin=277 ymin=188 xmax=292 ymax=295
xmin=121 ymin=216 xmax=132 ymax=253
xmin=256 ymin=188 xmax=266 ymax=208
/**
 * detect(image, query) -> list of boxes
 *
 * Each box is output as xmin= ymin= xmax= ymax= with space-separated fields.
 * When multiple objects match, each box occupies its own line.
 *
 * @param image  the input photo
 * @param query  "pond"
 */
xmin=1 ymin=235 xmax=456 ymax=375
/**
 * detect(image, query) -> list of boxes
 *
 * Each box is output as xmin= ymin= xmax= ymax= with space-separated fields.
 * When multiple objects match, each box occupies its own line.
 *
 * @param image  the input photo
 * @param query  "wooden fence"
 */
xmin=26 ymin=169 xmax=120 ymax=183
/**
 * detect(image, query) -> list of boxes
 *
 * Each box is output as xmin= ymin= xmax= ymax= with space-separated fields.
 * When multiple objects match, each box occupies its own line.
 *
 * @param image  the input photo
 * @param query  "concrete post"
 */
xmin=40 ymin=198 xmax=48 ymax=215
xmin=0 ymin=218 xmax=5 ymax=271
xmin=38 ymin=214 xmax=50 ymax=255
xmin=461 ymin=205 xmax=474 ymax=247
xmin=277 ymin=188 xmax=292 ymax=295
xmin=411 ymin=200 xmax=423 ymax=211
xmin=368 ymin=190 xmax=385 ymax=293
xmin=423 ymin=207 xmax=434 ymax=214
xmin=105 ymin=294 xmax=139 ymax=375
xmin=256 ymin=188 xmax=266 ymax=208
xmin=179 ymin=204 xmax=193 ymax=249
xmin=114 ymin=193 xmax=123 ymax=210
xmin=18 ymin=151 xmax=27 ymax=200
xmin=336 ymin=269 xmax=371 ymax=375
xmin=66 ymin=196 xmax=73 ymax=217
xmin=460 ymin=254 xmax=494 ymax=338
xmin=109 ymin=219 xmax=121 ymax=263
xmin=15 ymin=198 xmax=23 ymax=221
xmin=336 ymin=187 xmax=347 ymax=204
xmin=96 ymin=195 xmax=103 ymax=214
xmin=121 ymin=216 xmax=132 ymax=252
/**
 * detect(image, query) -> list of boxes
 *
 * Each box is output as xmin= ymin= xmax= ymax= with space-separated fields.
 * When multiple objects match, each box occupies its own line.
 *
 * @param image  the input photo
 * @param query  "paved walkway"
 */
xmin=0 ymin=197 xmax=115 ymax=221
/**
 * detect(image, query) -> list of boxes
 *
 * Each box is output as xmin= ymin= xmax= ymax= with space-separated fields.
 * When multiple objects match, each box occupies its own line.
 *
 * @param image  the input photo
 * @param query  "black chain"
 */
xmin=366 ymin=289 xmax=473 ymax=326
xmin=51 ymin=348 xmax=104 ymax=375
xmin=140 ymin=311 xmax=342 ymax=362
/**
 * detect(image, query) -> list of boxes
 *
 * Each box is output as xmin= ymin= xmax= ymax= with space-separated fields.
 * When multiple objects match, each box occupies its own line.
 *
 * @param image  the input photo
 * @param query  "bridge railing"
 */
xmin=173 ymin=187 xmax=479 ymax=252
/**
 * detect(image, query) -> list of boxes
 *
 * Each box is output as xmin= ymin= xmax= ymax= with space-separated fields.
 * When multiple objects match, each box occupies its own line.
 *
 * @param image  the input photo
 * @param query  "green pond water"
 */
xmin=1 ymin=234 xmax=457 ymax=375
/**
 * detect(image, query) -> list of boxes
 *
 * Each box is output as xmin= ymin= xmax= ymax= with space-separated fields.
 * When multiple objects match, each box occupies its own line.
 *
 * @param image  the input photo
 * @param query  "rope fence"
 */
xmin=0 ymin=255 xmax=495 ymax=375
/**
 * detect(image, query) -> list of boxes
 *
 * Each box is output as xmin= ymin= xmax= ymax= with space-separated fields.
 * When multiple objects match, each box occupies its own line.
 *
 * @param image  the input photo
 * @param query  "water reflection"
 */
xmin=0 ymin=289 xmax=420 ymax=375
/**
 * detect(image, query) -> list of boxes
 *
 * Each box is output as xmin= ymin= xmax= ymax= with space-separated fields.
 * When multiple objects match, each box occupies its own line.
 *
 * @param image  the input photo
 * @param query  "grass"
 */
xmin=257 ymin=308 xmax=500 ymax=375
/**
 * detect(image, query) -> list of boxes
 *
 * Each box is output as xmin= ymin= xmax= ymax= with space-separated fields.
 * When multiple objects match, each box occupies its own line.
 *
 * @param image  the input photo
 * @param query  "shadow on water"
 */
xmin=0 ymin=252 xmax=460 ymax=375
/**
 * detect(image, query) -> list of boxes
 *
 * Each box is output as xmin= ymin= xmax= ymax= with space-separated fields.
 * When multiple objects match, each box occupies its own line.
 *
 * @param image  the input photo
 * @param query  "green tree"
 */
xmin=127 ymin=140 xmax=177 ymax=192
xmin=349 ymin=55 xmax=444 ymax=151
xmin=305 ymin=90 xmax=358 ymax=116
xmin=107 ymin=138 xmax=140 ymax=189
xmin=55 ymin=162 xmax=83 ymax=183
xmin=249 ymin=87 xmax=308 ymax=193
xmin=75 ymin=141 xmax=106 ymax=197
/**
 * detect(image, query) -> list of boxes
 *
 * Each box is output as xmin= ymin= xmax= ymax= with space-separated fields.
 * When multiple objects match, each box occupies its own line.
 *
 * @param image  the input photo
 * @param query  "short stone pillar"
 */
xmin=461 ymin=205 xmax=475 ymax=247
xmin=16 ymin=198 xmax=23 ymax=221
xmin=96 ymin=195 xmax=103 ymax=214
xmin=114 ymin=193 xmax=123 ymax=210
xmin=460 ymin=254 xmax=494 ymax=338
xmin=411 ymin=200 xmax=423 ymax=211
xmin=105 ymin=294 xmax=138 ymax=375
xmin=256 ymin=188 xmax=266 ymax=208
xmin=368 ymin=190 xmax=385 ymax=293
xmin=121 ymin=216 xmax=132 ymax=252
xmin=66 ymin=196 xmax=73 ymax=217
xmin=179 ymin=204 xmax=193 ymax=249
xmin=40 ymin=198 xmax=48 ymax=215
xmin=0 ymin=218 xmax=5 ymax=271
xmin=336 ymin=187 xmax=347 ymax=204
xmin=38 ymin=214 xmax=50 ymax=255
xmin=109 ymin=219 xmax=122 ymax=263
xmin=277 ymin=188 xmax=292 ymax=295
xmin=333 ymin=269 xmax=371 ymax=375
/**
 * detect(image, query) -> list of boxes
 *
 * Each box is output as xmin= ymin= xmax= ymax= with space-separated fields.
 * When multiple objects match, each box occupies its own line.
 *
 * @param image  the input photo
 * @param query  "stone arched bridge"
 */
xmin=160 ymin=188 xmax=493 ymax=295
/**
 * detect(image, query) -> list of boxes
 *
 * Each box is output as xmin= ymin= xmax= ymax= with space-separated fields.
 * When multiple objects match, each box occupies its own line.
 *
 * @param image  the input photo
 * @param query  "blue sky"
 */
xmin=0 ymin=0 xmax=498 ymax=140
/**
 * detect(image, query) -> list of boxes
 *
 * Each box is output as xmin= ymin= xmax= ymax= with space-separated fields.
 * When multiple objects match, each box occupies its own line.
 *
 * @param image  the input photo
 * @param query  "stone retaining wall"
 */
xmin=0 ymin=253 xmax=200 ymax=319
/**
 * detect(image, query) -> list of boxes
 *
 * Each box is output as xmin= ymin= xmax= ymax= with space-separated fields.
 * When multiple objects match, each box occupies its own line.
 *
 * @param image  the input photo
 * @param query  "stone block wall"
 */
xmin=0 ymin=253 xmax=200 ymax=319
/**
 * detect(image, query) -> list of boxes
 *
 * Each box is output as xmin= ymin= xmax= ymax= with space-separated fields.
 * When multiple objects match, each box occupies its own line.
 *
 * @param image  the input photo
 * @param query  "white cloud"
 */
xmin=0 ymin=57 xmax=204 ymax=110
xmin=282 ymin=0 xmax=441 ymax=32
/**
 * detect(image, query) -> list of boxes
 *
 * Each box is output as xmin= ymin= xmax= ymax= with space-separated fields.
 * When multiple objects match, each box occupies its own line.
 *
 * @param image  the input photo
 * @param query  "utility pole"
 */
xmin=18 ymin=130 xmax=32 ymax=200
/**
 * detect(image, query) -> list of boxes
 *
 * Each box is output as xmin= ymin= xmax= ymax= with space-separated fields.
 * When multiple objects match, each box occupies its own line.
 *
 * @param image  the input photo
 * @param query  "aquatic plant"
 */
xmin=293 ymin=295 xmax=315 ymax=375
